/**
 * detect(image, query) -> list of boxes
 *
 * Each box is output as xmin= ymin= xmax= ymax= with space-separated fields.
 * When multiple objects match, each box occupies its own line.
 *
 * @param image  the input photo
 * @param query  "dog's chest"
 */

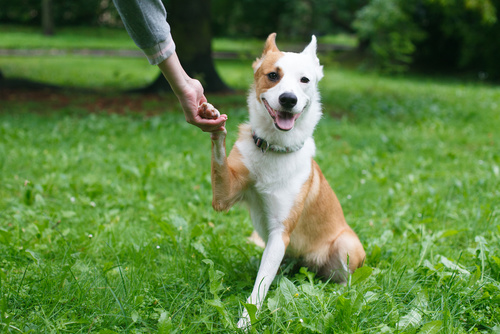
xmin=235 ymin=138 xmax=313 ymax=239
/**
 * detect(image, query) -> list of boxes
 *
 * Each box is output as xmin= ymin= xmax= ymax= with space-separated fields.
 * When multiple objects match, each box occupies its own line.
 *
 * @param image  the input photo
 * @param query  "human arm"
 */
xmin=158 ymin=54 xmax=227 ymax=132
xmin=112 ymin=0 xmax=226 ymax=132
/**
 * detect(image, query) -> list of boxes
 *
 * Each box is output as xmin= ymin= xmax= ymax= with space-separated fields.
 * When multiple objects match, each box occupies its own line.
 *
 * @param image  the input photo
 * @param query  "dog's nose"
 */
xmin=279 ymin=92 xmax=297 ymax=109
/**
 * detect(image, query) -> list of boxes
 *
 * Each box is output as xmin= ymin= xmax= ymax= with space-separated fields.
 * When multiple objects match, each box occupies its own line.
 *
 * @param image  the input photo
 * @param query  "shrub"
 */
xmin=353 ymin=0 xmax=500 ymax=79
xmin=0 ymin=0 xmax=120 ymax=26
xmin=353 ymin=0 xmax=425 ymax=73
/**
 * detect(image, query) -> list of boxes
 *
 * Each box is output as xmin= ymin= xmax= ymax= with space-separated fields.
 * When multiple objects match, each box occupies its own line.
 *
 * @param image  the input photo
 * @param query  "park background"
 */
xmin=0 ymin=0 xmax=499 ymax=333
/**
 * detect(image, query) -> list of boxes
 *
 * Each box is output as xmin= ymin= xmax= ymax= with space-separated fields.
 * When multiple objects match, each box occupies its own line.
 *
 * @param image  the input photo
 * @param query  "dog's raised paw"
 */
xmin=199 ymin=102 xmax=220 ymax=119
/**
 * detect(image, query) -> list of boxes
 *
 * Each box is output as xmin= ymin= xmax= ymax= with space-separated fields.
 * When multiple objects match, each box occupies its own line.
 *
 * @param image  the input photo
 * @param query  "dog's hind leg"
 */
xmin=317 ymin=228 xmax=366 ymax=284
xmin=248 ymin=230 xmax=266 ymax=248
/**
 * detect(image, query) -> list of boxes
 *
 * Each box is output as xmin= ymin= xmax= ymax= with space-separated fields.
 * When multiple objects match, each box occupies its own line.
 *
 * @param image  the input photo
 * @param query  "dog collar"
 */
xmin=252 ymin=131 xmax=304 ymax=153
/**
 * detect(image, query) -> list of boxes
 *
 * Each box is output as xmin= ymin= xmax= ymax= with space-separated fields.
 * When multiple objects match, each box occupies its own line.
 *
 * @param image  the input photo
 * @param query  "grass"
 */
xmin=1 ymin=26 xmax=500 ymax=333
xmin=0 ymin=56 xmax=253 ymax=91
xmin=0 ymin=25 xmax=355 ymax=91
xmin=0 ymin=25 xmax=356 ymax=53
xmin=0 ymin=24 xmax=257 ymax=90
xmin=318 ymin=33 xmax=358 ymax=48
xmin=0 ymin=25 xmax=136 ymax=50
xmin=0 ymin=55 xmax=159 ymax=90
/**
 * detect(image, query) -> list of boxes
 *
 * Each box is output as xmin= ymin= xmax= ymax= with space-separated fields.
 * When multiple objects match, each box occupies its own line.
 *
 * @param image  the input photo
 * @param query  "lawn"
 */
xmin=0 ymin=25 xmax=137 ymax=50
xmin=1 ymin=27 xmax=500 ymax=334
xmin=0 ymin=25 xmax=355 ymax=52
xmin=0 ymin=25 xmax=353 ymax=91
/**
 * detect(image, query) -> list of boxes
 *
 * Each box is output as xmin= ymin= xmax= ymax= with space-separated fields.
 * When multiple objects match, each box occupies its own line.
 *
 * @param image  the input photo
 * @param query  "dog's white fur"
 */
xmin=208 ymin=33 xmax=365 ymax=329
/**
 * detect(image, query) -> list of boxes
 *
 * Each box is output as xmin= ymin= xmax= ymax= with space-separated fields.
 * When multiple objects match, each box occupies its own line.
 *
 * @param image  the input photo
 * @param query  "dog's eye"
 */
xmin=300 ymin=77 xmax=310 ymax=83
xmin=267 ymin=72 xmax=279 ymax=82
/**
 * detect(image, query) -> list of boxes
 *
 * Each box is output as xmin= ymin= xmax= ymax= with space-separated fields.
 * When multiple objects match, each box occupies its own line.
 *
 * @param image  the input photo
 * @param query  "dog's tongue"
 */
xmin=275 ymin=111 xmax=297 ymax=131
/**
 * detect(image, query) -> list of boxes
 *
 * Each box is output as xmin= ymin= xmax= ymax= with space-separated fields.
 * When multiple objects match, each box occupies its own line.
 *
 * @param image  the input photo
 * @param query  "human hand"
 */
xmin=158 ymin=53 xmax=227 ymax=133
xmin=198 ymin=102 xmax=227 ymax=140
xmin=176 ymin=78 xmax=227 ymax=132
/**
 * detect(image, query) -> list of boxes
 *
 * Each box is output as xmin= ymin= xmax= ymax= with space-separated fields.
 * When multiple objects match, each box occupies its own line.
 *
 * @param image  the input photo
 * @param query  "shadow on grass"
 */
xmin=0 ymin=73 xmax=246 ymax=118
xmin=0 ymin=70 xmax=61 ymax=91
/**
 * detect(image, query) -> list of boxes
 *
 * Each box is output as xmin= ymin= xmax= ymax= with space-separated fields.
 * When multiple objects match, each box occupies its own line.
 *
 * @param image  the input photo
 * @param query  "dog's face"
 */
xmin=252 ymin=33 xmax=323 ymax=132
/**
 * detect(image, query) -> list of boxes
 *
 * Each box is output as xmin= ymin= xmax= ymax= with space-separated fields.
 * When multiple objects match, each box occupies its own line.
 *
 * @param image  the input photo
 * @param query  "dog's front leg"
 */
xmin=237 ymin=230 xmax=287 ymax=329
xmin=210 ymin=131 xmax=249 ymax=211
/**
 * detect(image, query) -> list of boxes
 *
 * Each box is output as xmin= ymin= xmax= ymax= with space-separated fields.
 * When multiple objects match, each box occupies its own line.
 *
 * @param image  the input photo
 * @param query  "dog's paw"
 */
xmin=236 ymin=315 xmax=251 ymax=330
xmin=236 ymin=307 xmax=252 ymax=330
xmin=198 ymin=102 xmax=220 ymax=120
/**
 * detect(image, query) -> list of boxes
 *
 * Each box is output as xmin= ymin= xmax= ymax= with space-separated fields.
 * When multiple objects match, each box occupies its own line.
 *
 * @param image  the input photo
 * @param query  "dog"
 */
xmin=201 ymin=33 xmax=365 ymax=329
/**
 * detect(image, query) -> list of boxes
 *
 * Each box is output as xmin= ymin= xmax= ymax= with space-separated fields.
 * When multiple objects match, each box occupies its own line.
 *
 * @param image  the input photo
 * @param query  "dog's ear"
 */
xmin=302 ymin=35 xmax=318 ymax=60
xmin=263 ymin=33 xmax=279 ymax=54
xmin=302 ymin=35 xmax=324 ymax=81
xmin=253 ymin=33 xmax=279 ymax=73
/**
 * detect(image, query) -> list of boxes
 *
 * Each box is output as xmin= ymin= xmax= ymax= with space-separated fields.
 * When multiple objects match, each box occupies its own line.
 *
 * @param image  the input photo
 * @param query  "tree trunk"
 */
xmin=140 ymin=0 xmax=230 ymax=93
xmin=41 ymin=0 xmax=54 ymax=36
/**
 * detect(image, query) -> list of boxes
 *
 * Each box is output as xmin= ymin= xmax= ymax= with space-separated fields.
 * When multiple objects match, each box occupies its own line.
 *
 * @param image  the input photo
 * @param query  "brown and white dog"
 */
xmin=202 ymin=33 xmax=365 ymax=329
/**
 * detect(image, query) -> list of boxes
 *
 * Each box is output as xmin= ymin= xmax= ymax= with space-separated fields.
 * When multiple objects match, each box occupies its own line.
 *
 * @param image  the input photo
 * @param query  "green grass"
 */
xmin=0 ymin=55 xmax=159 ymax=90
xmin=1 ymin=64 xmax=499 ymax=333
xmin=0 ymin=25 xmax=266 ymax=59
xmin=212 ymin=38 xmax=265 ymax=55
xmin=0 ymin=25 xmax=136 ymax=50
xmin=0 ymin=25 xmax=355 ymax=53
xmin=318 ymin=33 xmax=358 ymax=48
xmin=0 ymin=56 xmax=253 ymax=91
xmin=0 ymin=24 xmax=257 ymax=90
xmin=1 ymin=25 xmax=500 ymax=333
xmin=0 ymin=25 xmax=354 ymax=90
xmin=0 ymin=25 xmax=263 ymax=52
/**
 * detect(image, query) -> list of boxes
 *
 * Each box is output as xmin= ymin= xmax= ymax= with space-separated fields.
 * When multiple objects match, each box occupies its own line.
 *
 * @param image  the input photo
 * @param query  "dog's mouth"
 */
xmin=262 ymin=99 xmax=301 ymax=131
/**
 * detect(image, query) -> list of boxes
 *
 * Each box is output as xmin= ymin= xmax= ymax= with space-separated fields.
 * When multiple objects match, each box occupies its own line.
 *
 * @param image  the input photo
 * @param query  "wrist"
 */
xmin=172 ymin=77 xmax=193 ymax=99
xmin=158 ymin=52 xmax=190 ymax=96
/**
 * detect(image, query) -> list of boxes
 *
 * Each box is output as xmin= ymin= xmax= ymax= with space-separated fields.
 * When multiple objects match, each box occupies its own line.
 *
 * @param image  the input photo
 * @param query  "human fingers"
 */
xmin=194 ymin=114 xmax=227 ymax=132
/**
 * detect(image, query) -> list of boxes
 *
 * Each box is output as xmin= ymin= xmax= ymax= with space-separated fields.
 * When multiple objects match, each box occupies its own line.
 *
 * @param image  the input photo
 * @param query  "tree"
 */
xmin=354 ymin=0 xmax=425 ymax=72
xmin=330 ymin=0 xmax=368 ymax=33
xmin=413 ymin=0 xmax=500 ymax=78
xmin=41 ymin=0 xmax=54 ymax=36
xmin=352 ymin=0 xmax=500 ymax=78
xmin=140 ymin=0 xmax=230 ymax=93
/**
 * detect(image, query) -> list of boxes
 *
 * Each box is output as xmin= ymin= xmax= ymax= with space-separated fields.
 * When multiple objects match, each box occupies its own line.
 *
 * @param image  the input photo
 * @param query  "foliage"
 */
xmin=1 ymin=60 xmax=500 ymax=332
xmin=2 ymin=0 xmax=500 ymax=79
xmin=353 ymin=0 xmax=500 ymax=78
xmin=413 ymin=0 xmax=500 ymax=79
xmin=353 ymin=0 xmax=425 ymax=73
xmin=211 ymin=0 xmax=352 ymax=39
xmin=328 ymin=0 xmax=368 ymax=33
xmin=0 ymin=0 xmax=120 ymax=26
xmin=0 ymin=0 xmax=362 ymax=41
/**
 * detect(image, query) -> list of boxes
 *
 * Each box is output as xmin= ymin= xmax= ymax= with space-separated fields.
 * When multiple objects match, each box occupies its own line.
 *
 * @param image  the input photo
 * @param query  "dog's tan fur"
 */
xmin=211 ymin=124 xmax=365 ymax=279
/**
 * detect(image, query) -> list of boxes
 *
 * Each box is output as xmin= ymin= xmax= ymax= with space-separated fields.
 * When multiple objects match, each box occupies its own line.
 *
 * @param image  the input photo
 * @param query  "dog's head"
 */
xmin=251 ymin=33 xmax=323 ymax=133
